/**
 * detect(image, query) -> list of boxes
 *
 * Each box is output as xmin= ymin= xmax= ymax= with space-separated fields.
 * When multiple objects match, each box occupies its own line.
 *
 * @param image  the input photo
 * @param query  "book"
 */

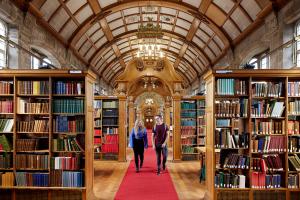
xmin=53 ymin=81 xmax=84 ymax=95
xmin=0 ymin=100 xmax=13 ymax=113
xmin=0 ymin=119 xmax=14 ymax=132
xmin=16 ymin=154 xmax=49 ymax=169
xmin=0 ymin=81 xmax=13 ymax=94
xmin=18 ymin=81 xmax=49 ymax=95
xmin=0 ymin=135 xmax=11 ymax=151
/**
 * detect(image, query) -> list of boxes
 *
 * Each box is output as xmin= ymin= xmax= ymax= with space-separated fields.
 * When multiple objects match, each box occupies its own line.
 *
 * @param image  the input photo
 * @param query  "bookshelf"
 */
xmin=180 ymin=96 xmax=205 ymax=161
xmin=203 ymin=69 xmax=300 ymax=200
xmin=93 ymin=96 xmax=119 ymax=160
xmin=0 ymin=70 xmax=96 ymax=200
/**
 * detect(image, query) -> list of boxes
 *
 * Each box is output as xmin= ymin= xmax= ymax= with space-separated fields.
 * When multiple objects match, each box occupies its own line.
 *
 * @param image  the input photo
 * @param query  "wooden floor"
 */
xmin=92 ymin=149 xmax=205 ymax=200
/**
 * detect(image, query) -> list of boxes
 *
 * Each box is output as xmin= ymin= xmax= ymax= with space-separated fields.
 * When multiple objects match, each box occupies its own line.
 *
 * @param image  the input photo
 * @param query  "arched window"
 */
xmin=296 ymin=21 xmax=300 ymax=67
xmin=30 ymin=49 xmax=53 ymax=69
xmin=248 ymin=50 xmax=269 ymax=69
xmin=0 ymin=19 xmax=7 ymax=69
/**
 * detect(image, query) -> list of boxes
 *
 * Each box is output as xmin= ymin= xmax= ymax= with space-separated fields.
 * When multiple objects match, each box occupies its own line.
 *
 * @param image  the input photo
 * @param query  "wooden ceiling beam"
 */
xmin=199 ymin=0 xmax=212 ymax=14
xmin=87 ymin=0 xmax=101 ymax=14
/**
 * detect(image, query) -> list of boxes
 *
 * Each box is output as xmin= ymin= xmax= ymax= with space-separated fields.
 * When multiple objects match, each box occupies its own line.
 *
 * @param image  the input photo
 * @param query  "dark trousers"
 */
xmin=133 ymin=138 xmax=144 ymax=169
xmin=155 ymin=145 xmax=168 ymax=171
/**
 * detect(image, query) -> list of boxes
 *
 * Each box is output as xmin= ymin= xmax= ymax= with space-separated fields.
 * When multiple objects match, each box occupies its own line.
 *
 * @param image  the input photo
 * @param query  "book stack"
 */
xmin=16 ymin=139 xmax=37 ymax=151
xmin=102 ymin=134 xmax=118 ymax=153
xmin=288 ymin=137 xmax=300 ymax=152
xmin=102 ymin=118 xmax=118 ymax=126
xmin=251 ymin=172 xmax=282 ymax=188
xmin=182 ymin=146 xmax=195 ymax=153
xmin=288 ymin=154 xmax=300 ymax=171
xmin=50 ymin=156 xmax=81 ymax=170
xmin=0 ymin=81 xmax=13 ymax=94
xmin=103 ymin=101 xmax=118 ymax=108
xmin=288 ymin=121 xmax=300 ymax=134
xmin=16 ymin=154 xmax=49 ymax=169
xmin=0 ymin=119 xmax=13 ymax=132
xmin=18 ymin=120 xmax=49 ymax=132
xmin=53 ymin=81 xmax=84 ymax=95
xmin=103 ymin=128 xmax=118 ymax=134
xmin=0 ymin=172 xmax=14 ymax=186
xmin=252 ymin=155 xmax=284 ymax=172
xmin=95 ymin=119 xmax=101 ymax=127
xmin=18 ymin=99 xmax=49 ymax=113
xmin=18 ymin=81 xmax=49 ymax=95
xmin=94 ymin=138 xmax=101 ymax=145
xmin=252 ymin=82 xmax=283 ymax=97
xmin=216 ymin=119 xmax=230 ymax=127
xmin=222 ymin=154 xmax=250 ymax=169
xmin=0 ymin=135 xmax=12 ymax=151
xmin=215 ymin=129 xmax=249 ymax=149
xmin=15 ymin=172 xmax=49 ymax=187
xmin=252 ymin=136 xmax=286 ymax=153
xmin=215 ymin=173 xmax=246 ymax=188
xmin=52 ymin=137 xmax=84 ymax=152
xmin=288 ymin=174 xmax=300 ymax=188
xmin=53 ymin=99 xmax=84 ymax=114
xmin=251 ymin=100 xmax=285 ymax=118
xmin=0 ymin=154 xmax=11 ymax=169
xmin=181 ymin=126 xmax=196 ymax=135
xmin=288 ymin=81 xmax=300 ymax=96
xmin=251 ymin=120 xmax=285 ymax=135
xmin=288 ymin=100 xmax=300 ymax=115
xmin=53 ymin=116 xmax=84 ymax=132
xmin=215 ymin=99 xmax=248 ymax=117
xmin=0 ymin=100 xmax=13 ymax=113
xmin=181 ymin=137 xmax=196 ymax=145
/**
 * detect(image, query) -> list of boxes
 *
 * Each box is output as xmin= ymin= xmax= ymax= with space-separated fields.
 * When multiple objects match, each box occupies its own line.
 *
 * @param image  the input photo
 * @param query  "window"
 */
xmin=30 ymin=53 xmax=52 ymax=69
xmin=248 ymin=50 xmax=270 ymax=69
xmin=0 ymin=19 xmax=7 ymax=69
xmin=296 ymin=21 xmax=300 ymax=67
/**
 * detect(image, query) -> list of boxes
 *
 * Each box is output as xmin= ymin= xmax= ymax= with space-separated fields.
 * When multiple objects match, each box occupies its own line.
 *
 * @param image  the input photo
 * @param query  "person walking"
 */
xmin=129 ymin=119 xmax=148 ymax=172
xmin=152 ymin=114 xmax=169 ymax=175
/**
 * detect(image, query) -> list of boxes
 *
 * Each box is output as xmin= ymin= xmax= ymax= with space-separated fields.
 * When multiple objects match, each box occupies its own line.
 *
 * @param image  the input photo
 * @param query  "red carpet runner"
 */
xmin=115 ymin=130 xmax=178 ymax=200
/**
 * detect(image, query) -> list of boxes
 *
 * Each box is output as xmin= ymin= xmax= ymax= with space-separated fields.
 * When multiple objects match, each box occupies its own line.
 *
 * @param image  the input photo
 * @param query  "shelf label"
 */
xmin=215 ymin=70 xmax=233 ymax=74
xmin=69 ymin=70 xmax=83 ymax=74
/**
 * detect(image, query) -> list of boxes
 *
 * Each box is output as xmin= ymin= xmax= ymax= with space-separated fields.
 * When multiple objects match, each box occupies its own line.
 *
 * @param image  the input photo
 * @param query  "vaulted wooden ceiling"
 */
xmin=14 ymin=0 xmax=288 ymax=86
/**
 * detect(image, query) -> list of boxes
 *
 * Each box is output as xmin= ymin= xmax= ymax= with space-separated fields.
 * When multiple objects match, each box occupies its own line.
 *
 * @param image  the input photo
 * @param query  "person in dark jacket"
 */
xmin=129 ymin=119 xmax=148 ymax=172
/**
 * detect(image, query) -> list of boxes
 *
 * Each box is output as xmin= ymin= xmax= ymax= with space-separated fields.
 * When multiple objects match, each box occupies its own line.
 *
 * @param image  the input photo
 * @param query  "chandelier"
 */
xmin=136 ymin=17 xmax=164 ymax=60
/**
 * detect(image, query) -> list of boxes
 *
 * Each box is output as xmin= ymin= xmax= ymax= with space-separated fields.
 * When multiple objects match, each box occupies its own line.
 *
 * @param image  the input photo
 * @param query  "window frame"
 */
xmin=248 ymin=50 xmax=270 ymax=69
xmin=295 ymin=20 xmax=300 ymax=67
xmin=0 ymin=19 xmax=8 ymax=69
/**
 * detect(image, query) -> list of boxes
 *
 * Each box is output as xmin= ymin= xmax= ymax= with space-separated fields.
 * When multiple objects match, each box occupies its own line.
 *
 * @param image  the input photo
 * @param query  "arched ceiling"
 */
xmin=17 ymin=0 xmax=288 ymax=86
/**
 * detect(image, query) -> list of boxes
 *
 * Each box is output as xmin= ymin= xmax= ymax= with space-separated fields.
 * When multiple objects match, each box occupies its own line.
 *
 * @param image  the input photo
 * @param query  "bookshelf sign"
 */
xmin=216 ymin=70 xmax=233 ymax=74
xmin=69 ymin=70 xmax=83 ymax=74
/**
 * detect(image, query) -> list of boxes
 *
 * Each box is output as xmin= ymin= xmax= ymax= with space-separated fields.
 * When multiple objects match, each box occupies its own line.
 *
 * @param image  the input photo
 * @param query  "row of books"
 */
xmin=103 ymin=118 xmax=118 ymax=125
xmin=103 ymin=128 xmax=118 ymax=134
xmin=94 ymin=138 xmax=101 ymax=145
xmin=197 ymin=137 xmax=205 ymax=145
xmin=104 ymin=134 xmax=118 ymax=144
xmin=52 ymin=99 xmax=84 ymax=114
xmin=18 ymin=81 xmax=49 ymax=95
xmin=103 ymin=101 xmax=118 ymax=109
xmin=288 ymin=154 xmax=300 ymax=171
xmin=251 ymin=172 xmax=282 ymax=188
xmin=18 ymin=100 xmax=49 ymax=113
xmin=181 ymin=126 xmax=196 ymax=135
xmin=0 ymin=100 xmax=13 ymax=113
xmin=102 ymin=109 xmax=118 ymax=116
xmin=197 ymin=117 xmax=205 ymax=126
xmin=252 ymin=155 xmax=284 ymax=172
xmin=16 ymin=154 xmax=49 ymax=169
xmin=0 ymin=154 xmax=11 ymax=168
xmin=251 ymin=100 xmax=285 ymax=118
xmin=181 ymin=119 xmax=196 ymax=126
xmin=288 ymin=100 xmax=300 ymax=115
xmin=288 ymin=121 xmax=300 ymax=135
xmin=181 ymin=101 xmax=196 ymax=109
xmin=288 ymin=137 xmax=300 ymax=152
xmin=252 ymin=136 xmax=286 ymax=153
xmin=197 ymin=127 xmax=205 ymax=135
xmin=288 ymin=82 xmax=300 ymax=97
xmin=0 ymin=172 xmax=14 ymax=186
xmin=197 ymin=100 xmax=205 ymax=107
xmin=216 ymin=79 xmax=247 ymax=96
xmin=0 ymin=135 xmax=11 ymax=151
xmin=215 ymin=129 xmax=249 ymax=149
xmin=50 ymin=156 xmax=82 ymax=170
xmin=252 ymin=82 xmax=283 ymax=98
xmin=50 ymin=170 xmax=83 ymax=187
xmin=53 ymin=116 xmax=84 ymax=133
xmin=52 ymin=137 xmax=84 ymax=152
xmin=288 ymin=173 xmax=300 ymax=188
xmin=222 ymin=154 xmax=250 ymax=169
xmin=182 ymin=146 xmax=195 ymax=153
xmin=94 ymin=129 xmax=101 ymax=136
xmin=0 ymin=81 xmax=13 ymax=94
xmin=251 ymin=120 xmax=285 ymax=135
xmin=53 ymin=81 xmax=84 ymax=95
xmin=181 ymin=137 xmax=196 ymax=145
xmin=215 ymin=172 xmax=246 ymax=188
xmin=181 ymin=111 xmax=196 ymax=118
xmin=93 ymin=100 xmax=102 ymax=109
xmin=216 ymin=119 xmax=230 ymax=127
xmin=0 ymin=119 xmax=13 ymax=132
xmin=18 ymin=120 xmax=49 ymax=132
xmin=16 ymin=172 xmax=49 ymax=187
xmin=16 ymin=139 xmax=38 ymax=151
xmin=215 ymin=99 xmax=248 ymax=117
xmin=102 ymin=144 xmax=118 ymax=153
xmin=95 ymin=119 xmax=101 ymax=127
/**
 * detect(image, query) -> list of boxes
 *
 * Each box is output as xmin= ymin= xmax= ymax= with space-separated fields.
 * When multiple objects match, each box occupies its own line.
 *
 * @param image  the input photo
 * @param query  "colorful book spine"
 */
xmin=252 ymin=82 xmax=283 ymax=97
xmin=15 ymin=172 xmax=49 ymax=187
xmin=53 ymin=99 xmax=84 ymax=113
xmin=251 ymin=172 xmax=282 ymax=189
xmin=53 ymin=116 xmax=84 ymax=132
xmin=215 ymin=172 xmax=246 ymax=188
xmin=0 ymin=100 xmax=13 ymax=113
xmin=16 ymin=154 xmax=49 ymax=169
xmin=18 ymin=81 xmax=49 ymax=95
xmin=53 ymin=81 xmax=84 ymax=95
xmin=0 ymin=81 xmax=13 ymax=94
xmin=50 ymin=156 xmax=81 ymax=170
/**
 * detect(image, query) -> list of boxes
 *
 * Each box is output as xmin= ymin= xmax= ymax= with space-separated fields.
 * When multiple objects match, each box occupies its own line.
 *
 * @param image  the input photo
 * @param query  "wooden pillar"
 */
xmin=172 ymin=95 xmax=181 ymax=161
xmin=128 ymin=96 xmax=135 ymax=133
xmin=118 ymin=95 xmax=127 ymax=162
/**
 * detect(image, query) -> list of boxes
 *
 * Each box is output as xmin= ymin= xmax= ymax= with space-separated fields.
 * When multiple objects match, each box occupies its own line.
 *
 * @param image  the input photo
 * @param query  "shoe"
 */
xmin=136 ymin=168 xmax=139 ymax=173
xmin=157 ymin=169 xmax=160 ymax=175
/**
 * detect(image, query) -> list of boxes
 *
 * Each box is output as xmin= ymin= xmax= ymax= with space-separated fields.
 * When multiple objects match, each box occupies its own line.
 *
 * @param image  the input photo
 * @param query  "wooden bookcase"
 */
xmin=0 ymin=69 xmax=96 ymax=200
xmin=180 ymin=96 xmax=205 ymax=161
xmin=204 ymin=69 xmax=300 ymax=200
xmin=93 ymin=96 xmax=120 ymax=161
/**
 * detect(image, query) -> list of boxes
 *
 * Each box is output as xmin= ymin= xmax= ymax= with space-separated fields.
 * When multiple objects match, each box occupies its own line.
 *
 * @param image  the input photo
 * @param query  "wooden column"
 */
xmin=164 ymin=98 xmax=171 ymax=146
xmin=172 ymin=95 xmax=181 ymax=161
xmin=128 ymin=96 xmax=135 ymax=133
xmin=118 ymin=95 xmax=127 ymax=162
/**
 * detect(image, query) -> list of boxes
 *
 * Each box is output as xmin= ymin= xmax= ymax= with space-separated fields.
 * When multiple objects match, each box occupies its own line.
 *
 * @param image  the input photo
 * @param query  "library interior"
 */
xmin=0 ymin=0 xmax=300 ymax=199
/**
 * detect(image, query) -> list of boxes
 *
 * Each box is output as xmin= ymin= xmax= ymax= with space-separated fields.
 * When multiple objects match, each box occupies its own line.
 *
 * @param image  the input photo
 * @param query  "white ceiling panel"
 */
xmin=182 ymin=0 xmax=202 ymax=8
xmin=204 ymin=47 xmax=215 ymax=60
xmin=75 ymin=5 xmax=93 ymax=24
xmin=231 ymin=7 xmax=251 ymax=31
xmin=95 ymin=37 xmax=107 ymax=48
xmin=223 ymin=19 xmax=240 ymax=39
xmin=176 ymin=18 xmax=191 ymax=30
xmin=213 ymin=35 xmax=225 ymax=49
xmin=208 ymin=41 xmax=221 ymax=56
xmin=192 ymin=36 xmax=205 ymax=48
xmin=66 ymin=0 xmax=86 ymax=14
xmin=85 ymin=47 xmax=96 ymax=60
xmin=241 ymin=0 xmax=261 ymax=20
xmin=86 ymin=23 xmax=100 ymax=36
xmin=162 ymin=23 xmax=173 ymax=31
xmin=106 ymin=12 xmax=122 ymax=22
xmin=123 ymin=7 xmax=139 ymax=16
xmin=75 ymin=36 xmax=87 ymax=50
xmin=127 ymin=23 xmax=139 ymax=31
xmin=200 ymin=23 xmax=214 ymax=36
xmin=112 ymin=27 xmax=126 ymax=37
xmin=109 ymin=19 xmax=124 ymax=30
xmin=98 ymin=0 xmax=117 ymax=8
xmin=178 ymin=12 xmax=194 ymax=23
xmin=40 ymin=0 xmax=60 ymax=21
xmin=49 ymin=8 xmax=69 ymax=31
xmin=174 ymin=27 xmax=188 ymax=37
xmin=61 ymin=20 xmax=77 ymax=40
xmin=160 ymin=7 xmax=177 ymax=15
xmin=213 ymin=0 xmax=235 ymax=13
